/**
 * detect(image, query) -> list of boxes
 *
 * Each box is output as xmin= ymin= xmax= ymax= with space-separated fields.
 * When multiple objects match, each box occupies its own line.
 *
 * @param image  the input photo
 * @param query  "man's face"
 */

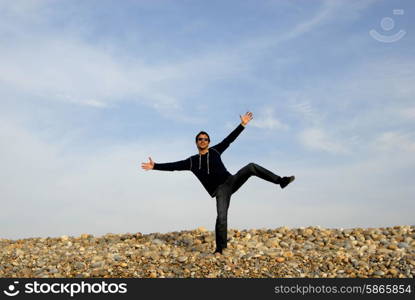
xmin=196 ymin=134 xmax=210 ymax=149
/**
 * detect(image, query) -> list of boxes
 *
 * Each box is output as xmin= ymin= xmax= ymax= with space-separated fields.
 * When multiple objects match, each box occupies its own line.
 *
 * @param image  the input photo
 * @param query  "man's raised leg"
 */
xmin=231 ymin=163 xmax=283 ymax=194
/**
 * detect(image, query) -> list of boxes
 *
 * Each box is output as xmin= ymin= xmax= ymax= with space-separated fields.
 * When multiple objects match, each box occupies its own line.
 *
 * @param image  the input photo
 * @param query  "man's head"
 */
xmin=195 ymin=131 xmax=210 ymax=151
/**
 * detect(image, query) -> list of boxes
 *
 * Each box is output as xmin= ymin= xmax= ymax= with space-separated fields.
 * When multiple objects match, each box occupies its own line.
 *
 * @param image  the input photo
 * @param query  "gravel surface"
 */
xmin=1 ymin=225 xmax=414 ymax=278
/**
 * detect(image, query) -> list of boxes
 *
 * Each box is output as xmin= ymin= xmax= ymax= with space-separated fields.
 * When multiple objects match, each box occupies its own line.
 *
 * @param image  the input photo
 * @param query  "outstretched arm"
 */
xmin=212 ymin=112 xmax=253 ymax=154
xmin=141 ymin=157 xmax=191 ymax=171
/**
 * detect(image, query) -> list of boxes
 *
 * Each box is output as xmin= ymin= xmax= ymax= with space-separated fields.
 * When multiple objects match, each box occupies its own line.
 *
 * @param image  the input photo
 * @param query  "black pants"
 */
xmin=214 ymin=163 xmax=282 ymax=251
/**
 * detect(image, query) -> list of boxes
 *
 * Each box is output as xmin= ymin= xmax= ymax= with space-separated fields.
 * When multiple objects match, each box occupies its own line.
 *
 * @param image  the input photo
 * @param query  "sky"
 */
xmin=1 ymin=0 xmax=414 ymax=240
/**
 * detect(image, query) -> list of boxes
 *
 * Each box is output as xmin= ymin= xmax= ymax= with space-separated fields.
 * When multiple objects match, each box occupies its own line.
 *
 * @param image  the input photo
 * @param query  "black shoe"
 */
xmin=213 ymin=248 xmax=223 ymax=254
xmin=280 ymin=176 xmax=295 ymax=189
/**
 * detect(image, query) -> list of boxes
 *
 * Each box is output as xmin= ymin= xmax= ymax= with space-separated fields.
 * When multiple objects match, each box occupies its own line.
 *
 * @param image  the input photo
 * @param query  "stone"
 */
xmin=266 ymin=251 xmax=280 ymax=258
xmin=113 ymin=254 xmax=123 ymax=261
xmin=60 ymin=235 xmax=69 ymax=242
xmin=283 ymin=251 xmax=294 ymax=258
xmin=397 ymin=242 xmax=409 ymax=249
xmin=177 ymin=256 xmax=187 ymax=263
xmin=265 ymin=238 xmax=280 ymax=248
xmin=373 ymin=270 xmax=385 ymax=276
xmin=74 ymin=262 xmax=86 ymax=270
xmin=152 ymin=239 xmax=164 ymax=245
xmin=280 ymin=241 xmax=289 ymax=248
xmin=91 ymin=261 xmax=104 ymax=268
xmin=304 ymin=229 xmax=313 ymax=236
xmin=204 ymin=236 xmax=214 ymax=243
xmin=197 ymin=227 xmax=208 ymax=233
xmin=388 ymin=244 xmax=398 ymax=250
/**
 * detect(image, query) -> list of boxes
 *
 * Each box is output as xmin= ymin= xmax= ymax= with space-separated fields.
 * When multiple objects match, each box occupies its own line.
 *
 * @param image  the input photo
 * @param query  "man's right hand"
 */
xmin=141 ymin=157 xmax=155 ymax=170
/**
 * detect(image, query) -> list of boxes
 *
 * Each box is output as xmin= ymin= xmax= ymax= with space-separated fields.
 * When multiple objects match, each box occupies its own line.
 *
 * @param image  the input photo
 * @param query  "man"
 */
xmin=141 ymin=112 xmax=295 ymax=254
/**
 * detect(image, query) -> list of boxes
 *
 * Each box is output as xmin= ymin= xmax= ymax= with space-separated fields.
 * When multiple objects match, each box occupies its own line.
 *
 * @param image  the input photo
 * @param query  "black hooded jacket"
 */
xmin=153 ymin=123 xmax=246 ymax=197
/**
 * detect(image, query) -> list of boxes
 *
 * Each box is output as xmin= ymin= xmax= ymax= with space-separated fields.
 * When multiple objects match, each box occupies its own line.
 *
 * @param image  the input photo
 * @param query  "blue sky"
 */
xmin=1 ymin=0 xmax=414 ymax=239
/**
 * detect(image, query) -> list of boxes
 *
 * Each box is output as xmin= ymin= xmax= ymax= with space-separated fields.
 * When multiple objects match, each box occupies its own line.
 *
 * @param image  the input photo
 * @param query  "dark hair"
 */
xmin=195 ymin=131 xmax=210 ymax=142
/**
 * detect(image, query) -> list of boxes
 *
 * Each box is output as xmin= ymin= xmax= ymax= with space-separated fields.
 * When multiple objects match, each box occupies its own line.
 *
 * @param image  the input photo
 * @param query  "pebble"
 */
xmin=265 ymin=238 xmax=280 ymax=248
xmin=60 ymin=235 xmax=69 ymax=241
xmin=280 ymin=241 xmax=289 ymax=248
xmin=74 ymin=262 xmax=85 ymax=270
xmin=177 ymin=256 xmax=188 ymax=263
xmin=197 ymin=227 xmax=208 ymax=233
xmin=152 ymin=239 xmax=164 ymax=245
xmin=0 ymin=226 xmax=413 ymax=278
xmin=113 ymin=254 xmax=123 ymax=261
xmin=266 ymin=251 xmax=280 ymax=258
xmin=91 ymin=261 xmax=104 ymax=268
xmin=388 ymin=244 xmax=398 ymax=250
xmin=398 ymin=242 xmax=409 ymax=249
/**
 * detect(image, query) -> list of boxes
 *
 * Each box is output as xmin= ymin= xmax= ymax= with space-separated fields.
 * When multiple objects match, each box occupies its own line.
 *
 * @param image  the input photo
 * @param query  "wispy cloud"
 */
xmin=282 ymin=0 xmax=339 ymax=40
xmin=250 ymin=106 xmax=288 ymax=130
xmin=400 ymin=107 xmax=415 ymax=120
xmin=373 ymin=131 xmax=415 ymax=153
xmin=289 ymin=98 xmax=323 ymax=127
xmin=299 ymin=128 xmax=351 ymax=155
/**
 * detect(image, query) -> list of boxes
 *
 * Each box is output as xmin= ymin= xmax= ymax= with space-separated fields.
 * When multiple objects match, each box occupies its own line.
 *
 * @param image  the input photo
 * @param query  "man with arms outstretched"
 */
xmin=141 ymin=112 xmax=295 ymax=254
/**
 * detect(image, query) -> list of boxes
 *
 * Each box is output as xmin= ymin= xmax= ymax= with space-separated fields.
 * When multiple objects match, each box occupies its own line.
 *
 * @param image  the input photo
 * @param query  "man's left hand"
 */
xmin=240 ymin=111 xmax=253 ymax=126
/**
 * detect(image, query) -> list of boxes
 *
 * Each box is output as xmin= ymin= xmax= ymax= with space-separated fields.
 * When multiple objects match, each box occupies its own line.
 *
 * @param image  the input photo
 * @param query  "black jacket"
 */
xmin=153 ymin=123 xmax=246 ymax=197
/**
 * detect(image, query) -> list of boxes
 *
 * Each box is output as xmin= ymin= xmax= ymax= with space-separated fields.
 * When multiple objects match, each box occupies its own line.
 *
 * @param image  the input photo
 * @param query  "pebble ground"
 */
xmin=1 ymin=225 xmax=414 ymax=278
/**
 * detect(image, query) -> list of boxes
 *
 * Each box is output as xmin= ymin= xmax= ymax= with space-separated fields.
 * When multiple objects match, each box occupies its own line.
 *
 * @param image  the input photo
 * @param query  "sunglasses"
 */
xmin=198 ymin=138 xmax=209 ymax=142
